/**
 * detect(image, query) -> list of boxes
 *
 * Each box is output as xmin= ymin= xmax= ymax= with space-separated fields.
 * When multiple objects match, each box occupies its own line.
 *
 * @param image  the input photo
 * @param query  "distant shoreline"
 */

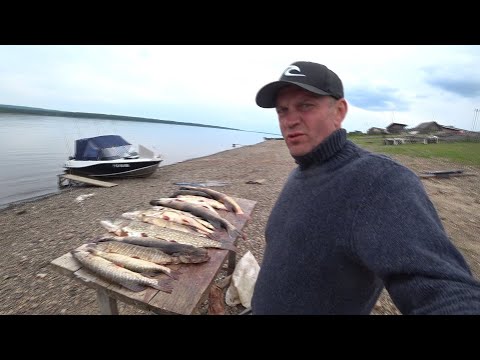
xmin=0 ymin=103 xmax=281 ymax=136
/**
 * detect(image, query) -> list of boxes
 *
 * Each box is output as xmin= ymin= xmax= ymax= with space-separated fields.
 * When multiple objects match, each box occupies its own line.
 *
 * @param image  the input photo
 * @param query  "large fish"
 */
xmin=179 ymin=186 xmax=245 ymax=215
xmin=174 ymin=195 xmax=228 ymax=211
xmin=71 ymin=249 xmax=174 ymax=293
xmin=150 ymin=207 xmax=215 ymax=230
xmin=150 ymin=198 xmax=244 ymax=241
xmin=171 ymin=189 xmax=213 ymax=199
xmin=95 ymin=238 xmax=210 ymax=264
xmin=122 ymin=209 xmax=214 ymax=235
xmin=86 ymin=246 xmax=181 ymax=279
xmin=100 ymin=220 xmax=237 ymax=252
xmin=121 ymin=211 xmax=209 ymax=237
xmin=153 ymin=197 xmax=219 ymax=214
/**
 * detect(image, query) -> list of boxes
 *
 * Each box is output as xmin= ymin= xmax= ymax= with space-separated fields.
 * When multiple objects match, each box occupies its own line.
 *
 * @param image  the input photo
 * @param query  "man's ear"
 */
xmin=334 ymin=98 xmax=348 ymax=128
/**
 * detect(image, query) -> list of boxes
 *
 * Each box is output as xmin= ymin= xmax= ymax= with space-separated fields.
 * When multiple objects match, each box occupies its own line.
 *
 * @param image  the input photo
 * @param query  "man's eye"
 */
xmin=299 ymin=103 xmax=312 ymax=110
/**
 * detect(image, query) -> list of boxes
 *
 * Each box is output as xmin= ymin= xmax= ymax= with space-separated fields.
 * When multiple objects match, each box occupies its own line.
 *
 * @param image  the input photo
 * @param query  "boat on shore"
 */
xmin=64 ymin=135 xmax=163 ymax=178
xmin=263 ymin=136 xmax=284 ymax=140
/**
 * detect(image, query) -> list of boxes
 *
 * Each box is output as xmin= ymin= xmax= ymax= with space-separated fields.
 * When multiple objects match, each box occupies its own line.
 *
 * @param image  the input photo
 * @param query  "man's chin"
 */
xmin=287 ymin=146 xmax=310 ymax=157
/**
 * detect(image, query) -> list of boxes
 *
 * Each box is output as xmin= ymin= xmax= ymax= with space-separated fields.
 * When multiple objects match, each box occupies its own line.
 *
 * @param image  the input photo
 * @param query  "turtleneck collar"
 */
xmin=293 ymin=128 xmax=347 ymax=170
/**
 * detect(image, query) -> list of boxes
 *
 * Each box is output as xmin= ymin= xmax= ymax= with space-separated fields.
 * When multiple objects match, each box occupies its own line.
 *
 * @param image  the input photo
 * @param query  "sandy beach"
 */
xmin=1 ymin=139 xmax=478 ymax=315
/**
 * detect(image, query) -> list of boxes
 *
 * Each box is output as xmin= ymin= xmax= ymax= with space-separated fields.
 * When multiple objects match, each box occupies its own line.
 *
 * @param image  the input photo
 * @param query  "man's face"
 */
xmin=275 ymin=86 xmax=347 ymax=157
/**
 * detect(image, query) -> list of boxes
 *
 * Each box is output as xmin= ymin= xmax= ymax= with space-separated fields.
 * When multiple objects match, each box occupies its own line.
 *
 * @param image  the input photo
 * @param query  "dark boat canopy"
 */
xmin=74 ymin=135 xmax=132 ymax=161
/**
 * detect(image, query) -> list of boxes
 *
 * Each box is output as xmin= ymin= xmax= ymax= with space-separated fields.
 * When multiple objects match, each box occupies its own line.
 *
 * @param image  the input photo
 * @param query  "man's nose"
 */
xmin=282 ymin=110 xmax=301 ymax=127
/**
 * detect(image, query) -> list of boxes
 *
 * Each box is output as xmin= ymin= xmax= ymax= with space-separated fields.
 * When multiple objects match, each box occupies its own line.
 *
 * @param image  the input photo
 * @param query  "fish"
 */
xmin=94 ymin=238 xmax=210 ymax=264
xmin=174 ymin=195 xmax=228 ymax=211
xmin=71 ymin=249 xmax=174 ymax=293
xmin=86 ymin=246 xmax=181 ymax=279
xmin=122 ymin=209 xmax=214 ymax=235
xmin=150 ymin=198 xmax=244 ymax=242
xmin=104 ymin=215 xmax=207 ymax=237
xmin=179 ymin=186 xmax=244 ymax=215
xmin=151 ymin=207 xmax=215 ymax=230
xmin=100 ymin=220 xmax=237 ymax=251
xmin=172 ymin=190 xmax=213 ymax=199
xmin=153 ymin=197 xmax=219 ymax=214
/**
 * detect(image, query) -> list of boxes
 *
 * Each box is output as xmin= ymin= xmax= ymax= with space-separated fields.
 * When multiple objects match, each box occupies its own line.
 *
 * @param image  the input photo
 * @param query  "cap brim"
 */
xmin=255 ymin=80 xmax=332 ymax=108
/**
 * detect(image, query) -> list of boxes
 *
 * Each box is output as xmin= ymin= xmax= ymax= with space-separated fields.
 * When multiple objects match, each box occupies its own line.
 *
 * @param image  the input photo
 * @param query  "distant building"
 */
xmin=367 ymin=127 xmax=388 ymax=135
xmin=440 ymin=125 xmax=464 ymax=134
xmin=348 ymin=130 xmax=364 ymax=135
xmin=386 ymin=123 xmax=408 ymax=134
xmin=412 ymin=121 xmax=443 ymax=134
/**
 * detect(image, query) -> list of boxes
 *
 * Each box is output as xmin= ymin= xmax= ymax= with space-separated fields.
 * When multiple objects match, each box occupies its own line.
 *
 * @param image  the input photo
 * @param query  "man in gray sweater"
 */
xmin=251 ymin=61 xmax=480 ymax=314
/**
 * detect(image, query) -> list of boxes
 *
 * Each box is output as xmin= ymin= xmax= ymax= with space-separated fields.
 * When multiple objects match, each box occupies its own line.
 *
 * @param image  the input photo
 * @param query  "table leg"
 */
xmin=96 ymin=289 xmax=119 ymax=315
xmin=227 ymin=250 xmax=236 ymax=275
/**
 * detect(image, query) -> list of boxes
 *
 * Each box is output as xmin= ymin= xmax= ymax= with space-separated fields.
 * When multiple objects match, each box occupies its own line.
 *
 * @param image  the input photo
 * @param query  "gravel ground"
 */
xmin=0 ymin=139 xmax=477 ymax=315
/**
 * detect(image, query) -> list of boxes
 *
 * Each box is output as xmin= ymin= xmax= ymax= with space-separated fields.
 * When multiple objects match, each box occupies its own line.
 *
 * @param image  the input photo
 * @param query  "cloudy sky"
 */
xmin=2 ymin=45 xmax=480 ymax=135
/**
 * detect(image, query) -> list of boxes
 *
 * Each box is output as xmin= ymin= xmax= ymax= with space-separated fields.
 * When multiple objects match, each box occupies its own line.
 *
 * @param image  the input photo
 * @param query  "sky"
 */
xmin=1 ymin=45 xmax=480 ymax=135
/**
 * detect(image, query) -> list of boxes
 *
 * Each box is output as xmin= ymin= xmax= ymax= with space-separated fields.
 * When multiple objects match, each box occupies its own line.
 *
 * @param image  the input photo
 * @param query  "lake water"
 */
xmin=0 ymin=114 xmax=270 ymax=208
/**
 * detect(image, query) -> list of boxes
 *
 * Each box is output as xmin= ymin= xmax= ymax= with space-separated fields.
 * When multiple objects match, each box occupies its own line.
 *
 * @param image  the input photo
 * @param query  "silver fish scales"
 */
xmin=95 ymin=239 xmax=210 ymax=264
xmin=149 ymin=199 xmax=244 ymax=241
xmin=123 ymin=220 xmax=237 ymax=252
xmin=87 ymin=247 xmax=181 ymax=279
xmin=71 ymin=250 xmax=174 ymax=293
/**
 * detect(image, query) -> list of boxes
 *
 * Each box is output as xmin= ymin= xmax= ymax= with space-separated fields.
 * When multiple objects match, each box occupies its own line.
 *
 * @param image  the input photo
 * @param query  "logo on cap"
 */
xmin=283 ymin=65 xmax=306 ymax=77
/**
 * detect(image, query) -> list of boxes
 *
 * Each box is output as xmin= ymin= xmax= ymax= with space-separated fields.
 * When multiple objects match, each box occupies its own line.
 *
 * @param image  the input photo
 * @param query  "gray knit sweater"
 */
xmin=251 ymin=128 xmax=480 ymax=314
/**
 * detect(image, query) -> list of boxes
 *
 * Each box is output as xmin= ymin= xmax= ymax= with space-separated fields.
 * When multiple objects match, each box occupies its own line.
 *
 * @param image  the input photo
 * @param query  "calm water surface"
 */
xmin=0 ymin=114 xmax=269 ymax=208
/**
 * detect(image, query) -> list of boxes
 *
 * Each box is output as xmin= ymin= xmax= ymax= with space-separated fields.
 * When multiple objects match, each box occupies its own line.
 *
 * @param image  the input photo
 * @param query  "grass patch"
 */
xmin=348 ymin=135 xmax=480 ymax=166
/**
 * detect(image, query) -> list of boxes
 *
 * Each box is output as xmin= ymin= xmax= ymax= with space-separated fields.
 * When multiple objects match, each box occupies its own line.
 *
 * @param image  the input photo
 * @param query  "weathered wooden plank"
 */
xmin=50 ymin=197 xmax=256 ymax=315
xmin=50 ymin=252 xmax=82 ymax=278
xmin=60 ymin=174 xmax=118 ymax=187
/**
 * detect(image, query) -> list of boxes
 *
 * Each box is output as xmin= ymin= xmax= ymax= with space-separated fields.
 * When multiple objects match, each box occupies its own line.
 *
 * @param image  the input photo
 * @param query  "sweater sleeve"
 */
xmin=350 ymin=161 xmax=480 ymax=314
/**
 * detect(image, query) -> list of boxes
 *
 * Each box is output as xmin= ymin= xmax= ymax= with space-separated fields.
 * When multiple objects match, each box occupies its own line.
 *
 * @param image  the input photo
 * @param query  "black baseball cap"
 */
xmin=255 ymin=61 xmax=344 ymax=108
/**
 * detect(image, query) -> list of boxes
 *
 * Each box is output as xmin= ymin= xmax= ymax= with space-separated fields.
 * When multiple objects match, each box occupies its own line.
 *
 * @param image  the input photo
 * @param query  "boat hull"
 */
xmin=64 ymin=160 xmax=162 ymax=178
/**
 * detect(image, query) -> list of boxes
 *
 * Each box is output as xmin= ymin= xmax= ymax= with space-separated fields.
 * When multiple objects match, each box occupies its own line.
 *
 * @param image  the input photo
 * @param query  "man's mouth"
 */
xmin=287 ymin=133 xmax=304 ymax=140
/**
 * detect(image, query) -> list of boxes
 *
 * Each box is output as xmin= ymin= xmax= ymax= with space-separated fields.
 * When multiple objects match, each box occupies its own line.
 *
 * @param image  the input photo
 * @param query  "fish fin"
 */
xmin=121 ymin=282 xmax=147 ymax=292
xmin=206 ymin=231 xmax=223 ymax=241
xmin=208 ymin=219 xmax=223 ymax=230
xmin=140 ymin=271 xmax=163 ymax=278
xmin=223 ymin=202 xmax=235 ymax=213
xmin=168 ymin=269 xmax=182 ymax=280
xmin=152 ymin=278 xmax=174 ymax=293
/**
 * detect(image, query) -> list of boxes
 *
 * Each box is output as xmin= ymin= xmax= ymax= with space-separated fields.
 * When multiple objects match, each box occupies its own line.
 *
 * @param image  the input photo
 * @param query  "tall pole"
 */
xmin=473 ymin=108 xmax=479 ymax=132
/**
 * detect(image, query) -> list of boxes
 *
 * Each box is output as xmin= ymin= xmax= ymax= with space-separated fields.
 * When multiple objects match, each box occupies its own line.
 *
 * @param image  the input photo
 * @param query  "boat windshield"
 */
xmin=100 ymin=145 xmax=133 ymax=160
xmin=74 ymin=135 xmax=133 ymax=161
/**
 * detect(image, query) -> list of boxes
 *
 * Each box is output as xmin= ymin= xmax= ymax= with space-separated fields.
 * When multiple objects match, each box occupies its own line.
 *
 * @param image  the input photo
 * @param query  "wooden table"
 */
xmin=50 ymin=197 xmax=256 ymax=315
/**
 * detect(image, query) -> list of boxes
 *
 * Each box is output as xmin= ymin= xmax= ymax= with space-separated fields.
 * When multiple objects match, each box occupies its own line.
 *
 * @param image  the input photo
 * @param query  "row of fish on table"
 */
xmin=71 ymin=186 xmax=246 ymax=294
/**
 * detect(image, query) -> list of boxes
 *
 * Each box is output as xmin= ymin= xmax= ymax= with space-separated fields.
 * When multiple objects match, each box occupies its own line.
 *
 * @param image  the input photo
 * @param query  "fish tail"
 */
xmin=226 ymin=225 xmax=244 ymax=243
xmin=152 ymin=278 xmax=174 ymax=293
